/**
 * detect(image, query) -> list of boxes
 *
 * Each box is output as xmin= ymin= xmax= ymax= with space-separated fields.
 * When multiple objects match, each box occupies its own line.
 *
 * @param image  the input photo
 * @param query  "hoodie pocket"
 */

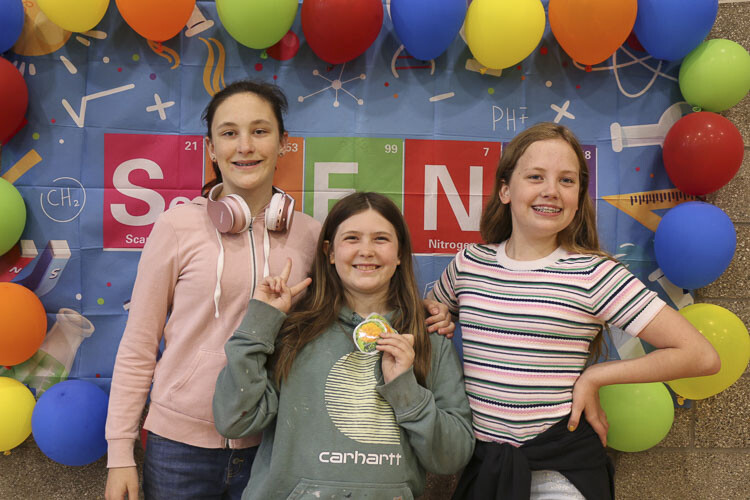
xmin=287 ymin=478 xmax=413 ymax=500
xmin=167 ymin=349 xmax=226 ymax=422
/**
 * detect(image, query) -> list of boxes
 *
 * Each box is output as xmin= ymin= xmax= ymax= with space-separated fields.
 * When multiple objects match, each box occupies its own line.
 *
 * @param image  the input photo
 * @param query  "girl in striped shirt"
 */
xmin=430 ymin=122 xmax=720 ymax=500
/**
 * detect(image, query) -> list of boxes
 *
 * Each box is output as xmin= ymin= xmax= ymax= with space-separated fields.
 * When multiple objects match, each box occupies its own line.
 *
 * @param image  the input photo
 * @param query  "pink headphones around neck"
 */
xmin=206 ymin=184 xmax=295 ymax=233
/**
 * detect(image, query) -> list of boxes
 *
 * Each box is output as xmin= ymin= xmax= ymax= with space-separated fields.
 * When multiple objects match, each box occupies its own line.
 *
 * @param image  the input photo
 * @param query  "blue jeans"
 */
xmin=142 ymin=432 xmax=257 ymax=500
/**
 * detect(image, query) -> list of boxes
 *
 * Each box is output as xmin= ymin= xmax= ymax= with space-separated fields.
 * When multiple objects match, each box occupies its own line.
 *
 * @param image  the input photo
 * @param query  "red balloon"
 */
xmin=663 ymin=112 xmax=744 ymax=196
xmin=0 ymin=57 xmax=28 ymax=145
xmin=301 ymin=0 xmax=383 ymax=64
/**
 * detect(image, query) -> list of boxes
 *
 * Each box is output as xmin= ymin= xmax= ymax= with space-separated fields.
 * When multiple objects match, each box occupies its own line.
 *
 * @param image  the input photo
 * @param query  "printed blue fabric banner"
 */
xmin=1 ymin=1 xmax=695 ymax=391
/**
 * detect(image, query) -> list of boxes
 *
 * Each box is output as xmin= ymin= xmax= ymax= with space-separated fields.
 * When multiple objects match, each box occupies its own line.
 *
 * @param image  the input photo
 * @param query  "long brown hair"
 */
xmin=480 ymin=122 xmax=610 ymax=361
xmin=272 ymin=192 xmax=431 ymax=386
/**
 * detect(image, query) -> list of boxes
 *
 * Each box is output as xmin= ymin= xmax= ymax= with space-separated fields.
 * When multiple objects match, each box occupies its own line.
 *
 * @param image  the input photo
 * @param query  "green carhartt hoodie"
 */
xmin=214 ymin=300 xmax=474 ymax=499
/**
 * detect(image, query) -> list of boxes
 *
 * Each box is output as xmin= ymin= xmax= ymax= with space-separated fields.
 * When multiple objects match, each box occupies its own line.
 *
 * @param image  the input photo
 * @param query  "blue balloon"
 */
xmin=0 ymin=0 xmax=25 ymax=54
xmin=654 ymin=202 xmax=736 ymax=290
xmin=391 ymin=0 xmax=466 ymax=61
xmin=633 ymin=0 xmax=718 ymax=61
xmin=31 ymin=380 xmax=108 ymax=466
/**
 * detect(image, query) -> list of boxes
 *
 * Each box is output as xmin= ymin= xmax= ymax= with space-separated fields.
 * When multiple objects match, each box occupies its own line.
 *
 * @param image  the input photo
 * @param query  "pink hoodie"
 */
xmin=105 ymin=196 xmax=320 ymax=468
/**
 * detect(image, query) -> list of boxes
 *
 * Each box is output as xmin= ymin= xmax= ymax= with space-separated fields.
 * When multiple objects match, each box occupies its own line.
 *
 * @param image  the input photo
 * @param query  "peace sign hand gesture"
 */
xmin=253 ymin=258 xmax=312 ymax=314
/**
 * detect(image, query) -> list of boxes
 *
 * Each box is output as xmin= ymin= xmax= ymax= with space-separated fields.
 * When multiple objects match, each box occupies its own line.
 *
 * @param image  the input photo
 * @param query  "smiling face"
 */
xmin=205 ymin=92 xmax=287 ymax=202
xmin=327 ymin=209 xmax=401 ymax=314
xmin=499 ymin=138 xmax=581 ymax=249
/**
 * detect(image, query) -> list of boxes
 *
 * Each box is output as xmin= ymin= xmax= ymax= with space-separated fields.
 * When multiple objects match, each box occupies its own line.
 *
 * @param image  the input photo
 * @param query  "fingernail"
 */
xmin=568 ymin=425 xmax=576 ymax=432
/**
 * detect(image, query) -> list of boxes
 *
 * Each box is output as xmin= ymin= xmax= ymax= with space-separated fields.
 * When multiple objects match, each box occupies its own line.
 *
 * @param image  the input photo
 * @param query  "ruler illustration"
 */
xmin=602 ymin=188 xmax=702 ymax=232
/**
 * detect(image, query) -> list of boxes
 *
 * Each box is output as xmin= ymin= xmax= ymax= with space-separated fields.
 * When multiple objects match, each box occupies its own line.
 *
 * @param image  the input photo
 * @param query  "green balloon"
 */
xmin=679 ymin=39 xmax=750 ymax=112
xmin=217 ymin=0 xmax=298 ymax=50
xmin=0 ymin=178 xmax=26 ymax=256
xmin=599 ymin=382 xmax=674 ymax=452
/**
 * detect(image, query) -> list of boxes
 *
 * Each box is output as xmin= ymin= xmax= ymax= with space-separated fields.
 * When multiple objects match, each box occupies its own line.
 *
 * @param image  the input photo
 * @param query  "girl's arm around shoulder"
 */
xmin=213 ymin=300 xmax=286 ymax=439
xmin=570 ymin=305 xmax=721 ymax=438
xmin=376 ymin=333 xmax=474 ymax=475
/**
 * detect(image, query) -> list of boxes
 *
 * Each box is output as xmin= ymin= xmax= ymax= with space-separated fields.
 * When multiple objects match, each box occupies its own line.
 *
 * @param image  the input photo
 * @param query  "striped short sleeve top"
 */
xmin=432 ymin=241 xmax=665 ymax=446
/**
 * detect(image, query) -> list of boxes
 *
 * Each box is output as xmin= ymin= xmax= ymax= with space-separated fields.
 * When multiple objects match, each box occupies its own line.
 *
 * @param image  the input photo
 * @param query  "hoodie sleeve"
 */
xmin=105 ymin=215 xmax=179 ymax=468
xmin=213 ymin=300 xmax=286 ymax=439
xmin=376 ymin=334 xmax=475 ymax=475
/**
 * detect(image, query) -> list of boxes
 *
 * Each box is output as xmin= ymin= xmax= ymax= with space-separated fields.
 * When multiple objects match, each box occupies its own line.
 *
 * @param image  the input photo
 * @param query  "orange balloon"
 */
xmin=0 ymin=283 xmax=47 ymax=366
xmin=115 ymin=0 xmax=196 ymax=42
xmin=549 ymin=0 xmax=637 ymax=65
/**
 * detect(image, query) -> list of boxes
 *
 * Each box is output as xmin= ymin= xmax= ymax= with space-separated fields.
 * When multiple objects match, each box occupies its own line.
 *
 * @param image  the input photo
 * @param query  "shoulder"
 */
xmin=427 ymin=332 xmax=459 ymax=361
xmin=457 ymin=243 xmax=499 ymax=264
xmin=425 ymin=333 xmax=462 ymax=383
xmin=157 ymin=197 xmax=209 ymax=230
xmin=288 ymin=211 xmax=322 ymax=240
xmin=142 ymin=198 xmax=212 ymax=252
xmin=554 ymin=252 xmax=620 ymax=272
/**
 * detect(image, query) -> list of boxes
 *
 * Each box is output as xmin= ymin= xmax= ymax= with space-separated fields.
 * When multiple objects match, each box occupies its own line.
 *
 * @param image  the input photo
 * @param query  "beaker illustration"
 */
xmin=2 ymin=308 xmax=94 ymax=397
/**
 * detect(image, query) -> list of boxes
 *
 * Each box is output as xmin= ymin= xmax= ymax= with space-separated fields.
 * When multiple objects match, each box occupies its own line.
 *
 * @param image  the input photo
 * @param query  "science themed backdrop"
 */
xmin=1 ymin=0 xmax=748 ymax=461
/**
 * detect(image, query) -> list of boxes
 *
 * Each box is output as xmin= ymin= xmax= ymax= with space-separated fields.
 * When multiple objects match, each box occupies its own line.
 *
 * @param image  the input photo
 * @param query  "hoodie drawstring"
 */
xmin=213 ymin=228 xmax=225 ymax=319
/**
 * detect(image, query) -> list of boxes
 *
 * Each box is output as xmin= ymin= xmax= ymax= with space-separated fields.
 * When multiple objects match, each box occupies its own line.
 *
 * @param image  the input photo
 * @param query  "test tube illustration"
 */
xmin=1 ymin=308 xmax=95 ymax=397
xmin=649 ymin=268 xmax=694 ymax=310
xmin=610 ymin=325 xmax=647 ymax=360
xmin=609 ymin=102 xmax=692 ymax=153
xmin=185 ymin=4 xmax=214 ymax=37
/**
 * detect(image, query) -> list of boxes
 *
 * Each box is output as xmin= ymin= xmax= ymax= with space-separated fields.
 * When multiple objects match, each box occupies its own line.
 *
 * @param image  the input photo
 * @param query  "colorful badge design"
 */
xmin=353 ymin=313 xmax=396 ymax=354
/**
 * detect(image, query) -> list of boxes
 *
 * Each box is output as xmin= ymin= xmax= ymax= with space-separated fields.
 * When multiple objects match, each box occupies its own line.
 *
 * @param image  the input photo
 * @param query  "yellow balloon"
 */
xmin=667 ymin=304 xmax=750 ymax=400
xmin=37 ymin=0 xmax=110 ymax=33
xmin=0 ymin=377 xmax=36 ymax=452
xmin=465 ymin=0 xmax=545 ymax=70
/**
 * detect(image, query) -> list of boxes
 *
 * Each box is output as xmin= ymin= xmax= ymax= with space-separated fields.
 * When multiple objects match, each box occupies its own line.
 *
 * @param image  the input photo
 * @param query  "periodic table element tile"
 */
xmin=303 ymin=137 xmax=404 ymax=223
xmin=103 ymin=133 xmax=204 ymax=250
xmin=404 ymin=139 xmax=500 ymax=255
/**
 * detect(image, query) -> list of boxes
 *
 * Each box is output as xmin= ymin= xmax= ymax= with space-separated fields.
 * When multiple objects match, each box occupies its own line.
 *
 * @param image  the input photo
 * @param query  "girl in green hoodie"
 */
xmin=214 ymin=192 xmax=474 ymax=499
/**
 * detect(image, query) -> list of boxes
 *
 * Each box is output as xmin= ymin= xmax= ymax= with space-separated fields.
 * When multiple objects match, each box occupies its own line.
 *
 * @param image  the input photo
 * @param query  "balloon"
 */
xmin=662 ymin=112 xmax=744 ymax=196
xmin=679 ymin=39 xmax=750 ymax=112
xmin=0 ymin=283 xmax=47 ymax=366
xmin=549 ymin=0 xmax=637 ymax=65
xmin=465 ymin=0 xmax=545 ymax=70
xmin=115 ymin=0 xmax=196 ymax=42
xmin=37 ymin=0 xmax=110 ymax=33
xmin=0 ymin=377 xmax=36 ymax=452
xmin=599 ymin=382 xmax=674 ymax=452
xmin=217 ymin=0 xmax=298 ymax=49
xmin=0 ymin=0 xmax=24 ymax=53
xmin=633 ymin=0 xmax=718 ymax=61
xmin=0 ymin=178 xmax=26 ymax=256
xmin=654 ymin=202 xmax=736 ymax=290
xmin=31 ymin=380 xmax=108 ymax=466
xmin=390 ymin=0 xmax=467 ymax=61
xmin=668 ymin=304 xmax=749 ymax=400
xmin=301 ymin=0 xmax=383 ymax=64
xmin=0 ymin=57 xmax=28 ymax=145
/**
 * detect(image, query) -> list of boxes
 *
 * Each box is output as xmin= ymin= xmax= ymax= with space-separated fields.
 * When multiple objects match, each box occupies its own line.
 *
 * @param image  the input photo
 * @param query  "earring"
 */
xmin=279 ymin=150 xmax=285 ymax=157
